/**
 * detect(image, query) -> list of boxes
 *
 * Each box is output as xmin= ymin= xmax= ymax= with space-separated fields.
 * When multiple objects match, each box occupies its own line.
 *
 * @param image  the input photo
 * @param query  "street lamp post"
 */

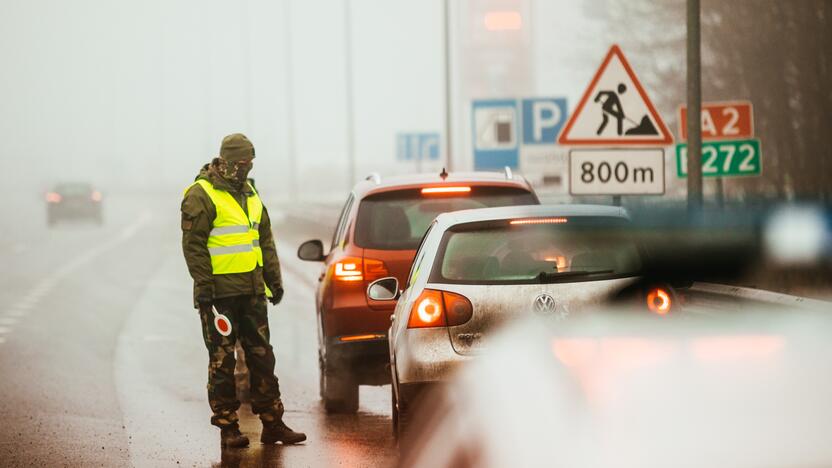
xmin=442 ymin=0 xmax=453 ymax=172
xmin=344 ymin=0 xmax=357 ymax=188
xmin=283 ymin=0 xmax=298 ymax=202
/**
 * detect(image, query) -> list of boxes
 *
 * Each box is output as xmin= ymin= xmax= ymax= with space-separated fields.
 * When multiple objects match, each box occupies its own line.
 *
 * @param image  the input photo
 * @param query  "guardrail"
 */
xmin=688 ymin=282 xmax=831 ymax=310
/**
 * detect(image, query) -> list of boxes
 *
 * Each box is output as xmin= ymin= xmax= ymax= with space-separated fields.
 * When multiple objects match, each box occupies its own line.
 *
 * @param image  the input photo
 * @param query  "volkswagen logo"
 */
xmin=533 ymin=293 xmax=557 ymax=315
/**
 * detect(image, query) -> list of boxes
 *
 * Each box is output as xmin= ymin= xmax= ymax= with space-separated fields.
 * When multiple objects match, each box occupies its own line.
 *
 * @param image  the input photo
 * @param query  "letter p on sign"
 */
xmin=522 ymin=98 xmax=568 ymax=145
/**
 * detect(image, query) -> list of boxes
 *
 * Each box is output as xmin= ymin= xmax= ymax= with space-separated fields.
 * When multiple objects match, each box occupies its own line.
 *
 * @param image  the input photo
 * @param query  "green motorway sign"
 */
xmin=676 ymin=138 xmax=762 ymax=178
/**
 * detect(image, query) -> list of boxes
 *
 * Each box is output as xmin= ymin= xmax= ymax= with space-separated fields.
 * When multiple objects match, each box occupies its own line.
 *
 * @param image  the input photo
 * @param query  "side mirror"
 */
xmin=367 ymin=277 xmax=400 ymax=301
xmin=297 ymin=239 xmax=325 ymax=262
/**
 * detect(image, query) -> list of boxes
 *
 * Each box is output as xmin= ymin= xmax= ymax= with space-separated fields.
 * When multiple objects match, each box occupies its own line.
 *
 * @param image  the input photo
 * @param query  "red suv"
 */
xmin=297 ymin=169 xmax=539 ymax=412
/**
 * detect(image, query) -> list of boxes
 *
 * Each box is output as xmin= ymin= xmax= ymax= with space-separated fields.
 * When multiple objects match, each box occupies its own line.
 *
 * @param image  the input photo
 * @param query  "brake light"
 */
xmin=409 ymin=290 xmax=445 ymax=328
xmin=484 ymin=11 xmax=523 ymax=31
xmin=421 ymin=186 xmax=471 ymax=195
xmin=91 ymin=191 xmax=102 ymax=202
xmin=333 ymin=257 xmax=389 ymax=282
xmin=510 ymin=217 xmax=568 ymax=225
xmin=646 ymin=287 xmax=672 ymax=315
xmin=334 ymin=258 xmax=363 ymax=281
xmin=407 ymin=289 xmax=473 ymax=329
xmin=46 ymin=192 xmax=62 ymax=203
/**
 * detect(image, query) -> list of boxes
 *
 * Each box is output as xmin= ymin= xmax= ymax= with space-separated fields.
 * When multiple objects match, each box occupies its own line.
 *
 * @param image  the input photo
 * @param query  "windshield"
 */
xmin=354 ymin=186 xmax=537 ymax=250
xmin=432 ymin=217 xmax=641 ymax=285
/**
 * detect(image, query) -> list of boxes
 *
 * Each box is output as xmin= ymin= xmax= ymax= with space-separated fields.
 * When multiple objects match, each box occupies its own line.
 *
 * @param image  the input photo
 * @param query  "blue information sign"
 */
xmin=472 ymin=99 xmax=519 ymax=170
xmin=396 ymin=133 xmax=440 ymax=161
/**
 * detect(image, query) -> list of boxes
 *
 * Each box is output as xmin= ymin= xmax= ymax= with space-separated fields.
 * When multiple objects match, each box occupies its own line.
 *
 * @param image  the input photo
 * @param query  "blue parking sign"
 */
xmin=522 ymin=98 xmax=568 ymax=145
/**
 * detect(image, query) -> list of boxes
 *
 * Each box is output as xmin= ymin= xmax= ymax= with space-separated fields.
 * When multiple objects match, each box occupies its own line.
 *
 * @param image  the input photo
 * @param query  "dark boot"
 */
xmin=261 ymin=420 xmax=307 ymax=445
xmin=221 ymin=424 xmax=250 ymax=448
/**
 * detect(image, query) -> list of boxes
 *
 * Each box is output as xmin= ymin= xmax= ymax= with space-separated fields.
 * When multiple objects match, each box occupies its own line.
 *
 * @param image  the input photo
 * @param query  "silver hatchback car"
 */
xmin=367 ymin=204 xmax=647 ymax=439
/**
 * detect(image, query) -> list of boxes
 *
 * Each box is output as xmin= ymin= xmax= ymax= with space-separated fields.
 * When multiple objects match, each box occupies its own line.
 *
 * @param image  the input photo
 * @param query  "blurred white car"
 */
xmin=367 ymin=204 xmax=656 ymax=439
xmin=399 ymin=308 xmax=832 ymax=468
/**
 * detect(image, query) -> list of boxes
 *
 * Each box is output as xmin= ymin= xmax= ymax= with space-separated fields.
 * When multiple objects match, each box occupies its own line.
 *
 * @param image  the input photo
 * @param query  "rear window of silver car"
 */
xmin=431 ymin=217 xmax=642 ymax=284
xmin=354 ymin=187 xmax=538 ymax=250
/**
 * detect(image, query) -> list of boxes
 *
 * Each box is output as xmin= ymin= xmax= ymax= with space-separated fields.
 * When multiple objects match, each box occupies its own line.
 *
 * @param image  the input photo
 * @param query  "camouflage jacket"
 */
xmin=181 ymin=165 xmax=283 ymax=307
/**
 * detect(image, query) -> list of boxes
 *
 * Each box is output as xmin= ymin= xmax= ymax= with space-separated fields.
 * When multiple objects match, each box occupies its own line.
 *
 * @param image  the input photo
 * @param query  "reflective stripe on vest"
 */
xmin=185 ymin=179 xmax=264 ymax=274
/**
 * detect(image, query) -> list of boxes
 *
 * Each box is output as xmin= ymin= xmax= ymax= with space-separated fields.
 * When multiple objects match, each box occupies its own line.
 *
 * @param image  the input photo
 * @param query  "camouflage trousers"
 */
xmin=199 ymin=294 xmax=283 ymax=428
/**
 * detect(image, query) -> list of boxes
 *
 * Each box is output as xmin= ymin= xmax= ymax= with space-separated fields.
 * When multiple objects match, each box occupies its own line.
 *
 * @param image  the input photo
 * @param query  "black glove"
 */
xmin=269 ymin=287 xmax=284 ymax=306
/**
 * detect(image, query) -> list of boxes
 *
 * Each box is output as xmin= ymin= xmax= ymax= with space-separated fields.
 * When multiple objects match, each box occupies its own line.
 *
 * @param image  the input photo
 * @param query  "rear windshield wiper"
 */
xmin=536 ymin=270 xmax=614 ymax=283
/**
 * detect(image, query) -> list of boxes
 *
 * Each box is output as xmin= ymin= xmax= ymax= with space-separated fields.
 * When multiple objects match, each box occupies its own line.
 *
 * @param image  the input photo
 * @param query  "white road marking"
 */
xmin=0 ymin=326 xmax=11 ymax=334
xmin=7 ymin=211 xmax=154 ymax=323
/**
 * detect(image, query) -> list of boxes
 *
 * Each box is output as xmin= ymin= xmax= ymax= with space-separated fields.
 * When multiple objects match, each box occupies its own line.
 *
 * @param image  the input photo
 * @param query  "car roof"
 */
xmin=352 ymin=170 xmax=533 ymax=199
xmin=434 ymin=204 xmax=629 ymax=230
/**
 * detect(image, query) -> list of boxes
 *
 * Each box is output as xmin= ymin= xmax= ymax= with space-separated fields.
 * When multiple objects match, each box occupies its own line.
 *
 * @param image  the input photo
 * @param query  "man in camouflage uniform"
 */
xmin=181 ymin=133 xmax=306 ymax=447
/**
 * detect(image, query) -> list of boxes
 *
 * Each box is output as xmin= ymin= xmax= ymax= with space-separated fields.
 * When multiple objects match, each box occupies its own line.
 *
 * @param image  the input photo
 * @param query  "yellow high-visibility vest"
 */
xmin=185 ymin=179 xmax=264 ymax=274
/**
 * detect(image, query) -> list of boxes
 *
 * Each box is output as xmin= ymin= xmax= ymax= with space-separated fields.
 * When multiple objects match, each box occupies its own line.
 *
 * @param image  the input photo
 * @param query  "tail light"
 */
xmin=421 ymin=186 xmax=471 ymax=195
xmin=646 ymin=287 xmax=672 ymax=315
xmin=334 ymin=258 xmax=363 ymax=281
xmin=91 ymin=191 xmax=102 ymax=202
xmin=408 ymin=289 xmax=473 ymax=329
xmin=444 ymin=290 xmax=474 ymax=326
xmin=333 ymin=257 xmax=389 ymax=283
xmin=510 ymin=217 xmax=568 ymax=225
xmin=46 ymin=192 xmax=62 ymax=203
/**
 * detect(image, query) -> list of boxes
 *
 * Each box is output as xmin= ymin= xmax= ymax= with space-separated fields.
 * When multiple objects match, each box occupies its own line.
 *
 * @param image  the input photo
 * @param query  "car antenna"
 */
xmin=439 ymin=168 xmax=448 ymax=180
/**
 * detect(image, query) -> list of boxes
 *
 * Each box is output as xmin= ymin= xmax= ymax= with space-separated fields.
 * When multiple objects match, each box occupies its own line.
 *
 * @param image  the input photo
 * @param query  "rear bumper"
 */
xmin=393 ymin=328 xmax=472 ymax=387
xmin=325 ymin=336 xmax=391 ymax=386
xmin=324 ymin=300 xmax=394 ymax=337
xmin=48 ymin=203 xmax=101 ymax=218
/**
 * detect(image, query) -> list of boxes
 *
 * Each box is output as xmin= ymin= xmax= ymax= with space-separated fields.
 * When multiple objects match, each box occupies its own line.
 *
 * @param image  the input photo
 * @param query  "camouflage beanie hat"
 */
xmin=219 ymin=133 xmax=255 ymax=162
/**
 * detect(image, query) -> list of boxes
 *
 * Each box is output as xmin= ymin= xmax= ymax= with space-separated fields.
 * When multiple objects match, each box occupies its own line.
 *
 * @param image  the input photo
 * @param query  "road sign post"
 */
xmin=686 ymin=0 xmax=703 ymax=212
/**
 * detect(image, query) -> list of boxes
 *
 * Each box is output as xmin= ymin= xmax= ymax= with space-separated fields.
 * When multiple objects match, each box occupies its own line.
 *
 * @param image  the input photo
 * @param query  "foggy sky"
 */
xmin=0 ymin=0 xmax=603 ymax=201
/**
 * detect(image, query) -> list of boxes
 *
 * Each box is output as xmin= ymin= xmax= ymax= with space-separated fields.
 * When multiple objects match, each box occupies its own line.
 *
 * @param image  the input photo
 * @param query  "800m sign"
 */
xmin=676 ymin=138 xmax=762 ymax=178
xmin=569 ymin=149 xmax=665 ymax=195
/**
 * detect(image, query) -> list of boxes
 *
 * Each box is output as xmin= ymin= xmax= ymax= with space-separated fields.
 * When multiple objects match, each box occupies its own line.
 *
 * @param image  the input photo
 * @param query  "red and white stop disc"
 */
xmin=212 ymin=308 xmax=232 ymax=337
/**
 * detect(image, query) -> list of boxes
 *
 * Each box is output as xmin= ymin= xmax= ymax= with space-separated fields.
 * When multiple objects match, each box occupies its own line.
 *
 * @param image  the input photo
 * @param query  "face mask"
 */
xmin=218 ymin=159 xmax=253 ymax=186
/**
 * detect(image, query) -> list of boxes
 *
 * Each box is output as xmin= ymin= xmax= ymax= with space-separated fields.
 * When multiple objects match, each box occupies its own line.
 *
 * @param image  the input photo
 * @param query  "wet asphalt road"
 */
xmin=0 ymin=194 xmax=397 ymax=467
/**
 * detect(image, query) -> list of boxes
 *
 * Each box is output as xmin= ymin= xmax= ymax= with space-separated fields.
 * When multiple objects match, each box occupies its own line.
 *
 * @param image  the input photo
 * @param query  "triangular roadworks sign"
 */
xmin=558 ymin=45 xmax=673 ymax=146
